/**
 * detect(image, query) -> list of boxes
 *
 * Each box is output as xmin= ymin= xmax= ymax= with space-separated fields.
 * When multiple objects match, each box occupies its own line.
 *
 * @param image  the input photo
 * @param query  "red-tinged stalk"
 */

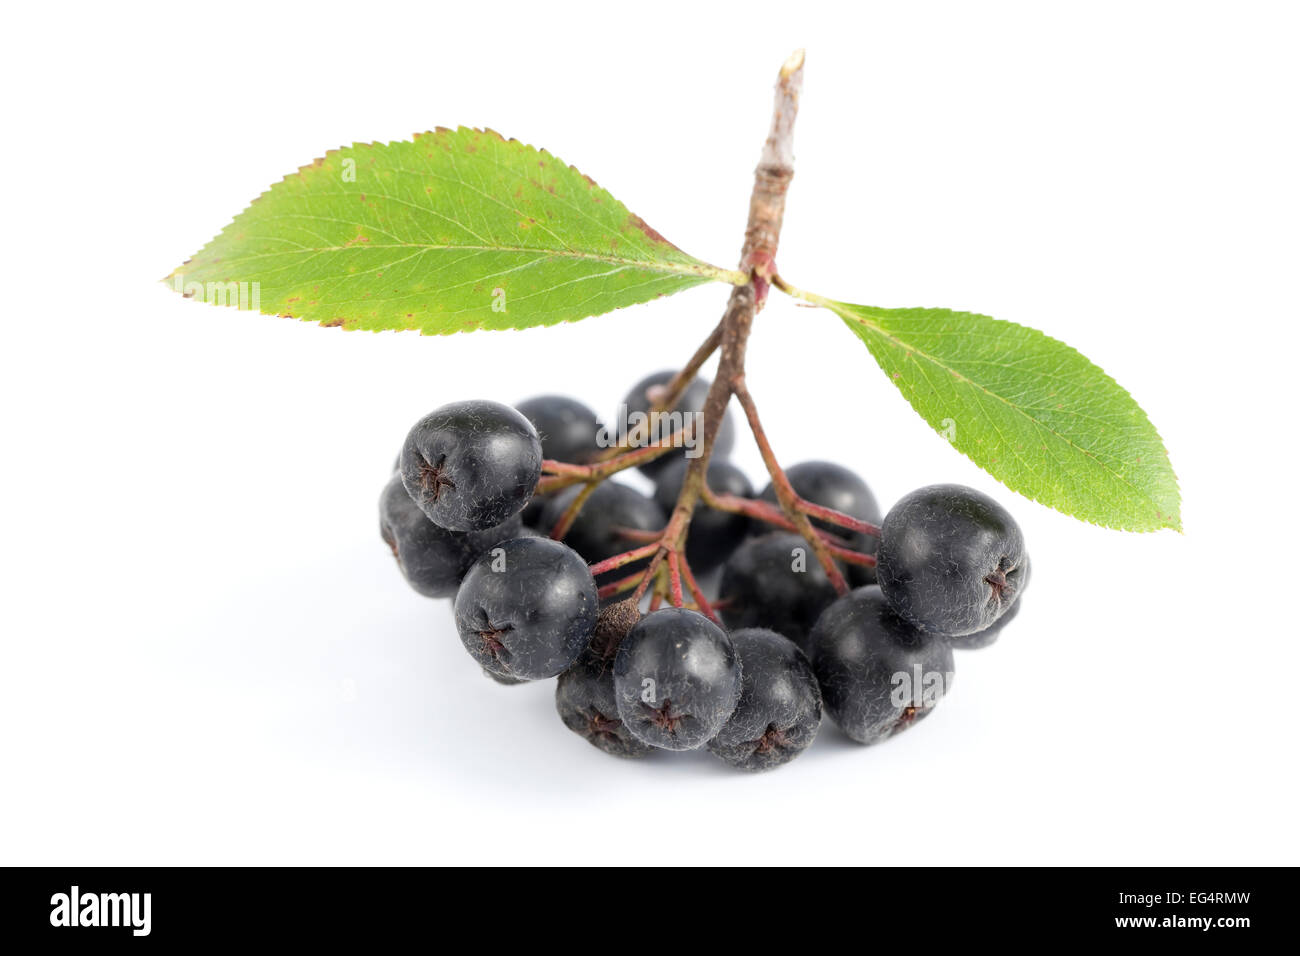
xmin=587 ymin=542 xmax=660 ymax=578
xmin=553 ymin=51 xmax=876 ymax=608
xmin=667 ymin=551 xmax=686 ymax=608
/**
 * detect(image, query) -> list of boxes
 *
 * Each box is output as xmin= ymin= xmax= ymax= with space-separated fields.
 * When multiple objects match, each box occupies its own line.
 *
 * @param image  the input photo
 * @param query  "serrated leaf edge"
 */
xmin=162 ymin=127 xmax=746 ymax=333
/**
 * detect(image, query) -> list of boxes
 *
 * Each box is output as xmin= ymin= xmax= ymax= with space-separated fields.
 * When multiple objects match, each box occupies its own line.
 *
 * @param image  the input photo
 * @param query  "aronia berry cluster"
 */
xmin=380 ymin=373 xmax=1029 ymax=772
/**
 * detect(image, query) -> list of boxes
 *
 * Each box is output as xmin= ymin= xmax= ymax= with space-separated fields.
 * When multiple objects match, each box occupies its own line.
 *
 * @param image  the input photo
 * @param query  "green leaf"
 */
xmin=820 ymin=298 xmax=1180 ymax=532
xmin=165 ymin=127 xmax=742 ymax=333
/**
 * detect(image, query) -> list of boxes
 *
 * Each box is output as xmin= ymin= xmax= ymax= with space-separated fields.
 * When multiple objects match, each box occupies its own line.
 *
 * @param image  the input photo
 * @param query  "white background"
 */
xmin=2 ymin=1 xmax=1297 ymax=865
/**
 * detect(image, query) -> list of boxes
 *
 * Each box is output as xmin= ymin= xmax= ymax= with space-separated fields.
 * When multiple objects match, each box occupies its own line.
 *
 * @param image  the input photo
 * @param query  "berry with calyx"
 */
xmin=808 ymin=586 xmax=955 ymax=745
xmin=615 ymin=370 xmax=735 ymax=478
xmin=757 ymin=460 xmax=881 ymax=585
xmin=946 ymin=589 xmax=1024 ymax=650
xmin=653 ymin=458 xmax=752 ymax=573
xmin=718 ymin=531 xmax=838 ymax=648
xmin=400 ymin=400 xmax=542 ymax=532
xmin=540 ymin=480 xmax=665 ymax=581
xmin=876 ymin=484 xmax=1029 ymax=637
xmin=556 ymin=648 xmax=654 ymax=759
xmin=453 ymin=536 xmax=598 ymax=680
xmin=379 ymin=474 xmax=522 ymax=598
xmin=613 ymin=608 xmax=741 ymax=751
xmin=707 ymin=628 xmax=821 ymax=772
xmin=516 ymin=394 xmax=603 ymax=465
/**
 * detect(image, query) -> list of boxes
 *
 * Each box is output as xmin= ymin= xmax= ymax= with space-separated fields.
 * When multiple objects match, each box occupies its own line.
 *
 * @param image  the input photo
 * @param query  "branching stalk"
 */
xmin=556 ymin=51 xmax=877 ymax=608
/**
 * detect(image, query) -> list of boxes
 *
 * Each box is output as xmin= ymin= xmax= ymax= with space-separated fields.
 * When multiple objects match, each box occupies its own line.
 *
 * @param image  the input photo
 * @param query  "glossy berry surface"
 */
xmin=653 ymin=458 xmax=752 ymax=573
xmin=540 ymin=481 xmax=665 ymax=580
xmin=808 ymin=586 xmax=955 ymax=745
xmin=707 ymin=628 xmax=821 ymax=772
xmin=758 ymin=460 xmax=882 ymax=585
xmin=616 ymin=370 xmax=735 ymax=478
xmin=718 ymin=531 xmax=838 ymax=648
xmin=876 ymin=484 xmax=1029 ymax=637
xmin=516 ymin=394 xmax=603 ymax=465
xmin=400 ymin=400 xmax=542 ymax=532
xmin=556 ymin=649 xmax=654 ymax=759
xmin=453 ymin=536 xmax=598 ymax=680
xmin=613 ymin=608 xmax=741 ymax=751
xmin=379 ymin=474 xmax=522 ymax=598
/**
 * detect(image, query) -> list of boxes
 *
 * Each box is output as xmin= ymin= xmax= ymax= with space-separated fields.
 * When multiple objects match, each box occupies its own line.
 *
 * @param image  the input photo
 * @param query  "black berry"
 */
xmin=453 ymin=536 xmax=598 ymax=680
xmin=613 ymin=608 xmax=741 ymax=751
xmin=718 ymin=531 xmax=838 ymax=648
xmin=876 ymin=484 xmax=1028 ymax=636
xmin=758 ymin=460 xmax=881 ymax=585
xmin=379 ymin=474 xmax=521 ymax=598
xmin=541 ymin=480 xmax=665 ymax=581
xmin=707 ymin=628 xmax=821 ymax=772
xmin=615 ymin=370 xmax=735 ymax=478
xmin=653 ymin=458 xmax=752 ymax=573
xmin=556 ymin=649 xmax=654 ymax=759
xmin=808 ymin=586 xmax=955 ymax=745
xmin=516 ymin=394 xmax=603 ymax=465
xmin=400 ymin=400 xmax=542 ymax=532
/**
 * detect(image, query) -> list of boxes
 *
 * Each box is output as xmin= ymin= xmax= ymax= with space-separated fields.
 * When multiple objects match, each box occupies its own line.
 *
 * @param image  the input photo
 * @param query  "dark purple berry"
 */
xmin=540 ymin=481 xmax=664 ymax=582
xmin=614 ymin=371 xmax=735 ymax=478
xmin=876 ymin=484 xmax=1028 ymax=637
xmin=718 ymin=531 xmax=838 ymax=649
xmin=453 ymin=537 xmax=597 ymax=680
xmin=556 ymin=649 xmax=654 ymax=759
xmin=707 ymin=628 xmax=821 ymax=772
xmin=400 ymin=400 xmax=542 ymax=532
xmin=613 ymin=608 xmax=741 ymax=751
xmin=808 ymin=586 xmax=955 ymax=745
xmin=379 ymin=474 xmax=521 ymax=598
xmin=758 ymin=460 xmax=881 ymax=585
xmin=653 ymin=458 xmax=752 ymax=573
xmin=516 ymin=394 xmax=603 ymax=465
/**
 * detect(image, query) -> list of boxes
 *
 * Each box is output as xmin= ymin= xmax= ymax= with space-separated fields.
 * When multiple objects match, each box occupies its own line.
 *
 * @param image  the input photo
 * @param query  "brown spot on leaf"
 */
xmin=627 ymin=213 xmax=677 ymax=247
